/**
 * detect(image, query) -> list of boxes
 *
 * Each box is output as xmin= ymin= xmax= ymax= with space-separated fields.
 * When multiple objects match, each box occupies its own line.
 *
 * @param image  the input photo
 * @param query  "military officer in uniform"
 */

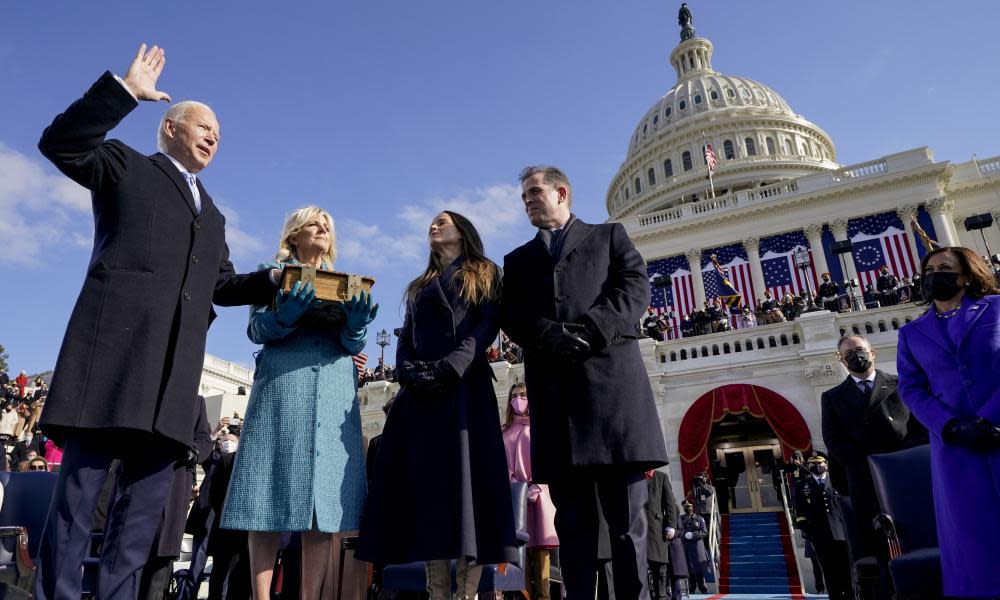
xmin=876 ymin=265 xmax=900 ymax=306
xmin=644 ymin=308 xmax=664 ymax=341
xmin=678 ymin=501 xmax=708 ymax=594
xmin=793 ymin=456 xmax=850 ymax=600
xmin=818 ymin=273 xmax=840 ymax=312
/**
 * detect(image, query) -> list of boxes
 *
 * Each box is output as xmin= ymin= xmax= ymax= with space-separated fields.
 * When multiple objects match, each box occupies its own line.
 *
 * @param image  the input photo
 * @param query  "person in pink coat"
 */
xmin=502 ymin=382 xmax=558 ymax=600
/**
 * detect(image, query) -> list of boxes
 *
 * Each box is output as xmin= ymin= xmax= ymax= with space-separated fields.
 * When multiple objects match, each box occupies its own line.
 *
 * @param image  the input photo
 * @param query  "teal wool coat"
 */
xmin=221 ymin=262 xmax=367 ymax=533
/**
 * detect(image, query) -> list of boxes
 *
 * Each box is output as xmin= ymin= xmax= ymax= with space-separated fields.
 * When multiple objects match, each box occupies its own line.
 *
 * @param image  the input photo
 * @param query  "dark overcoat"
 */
xmin=500 ymin=219 xmax=668 ymax=481
xmin=356 ymin=262 xmax=517 ymax=565
xmin=821 ymin=369 xmax=927 ymax=554
xmin=644 ymin=471 xmax=688 ymax=576
xmin=36 ymin=72 xmax=275 ymax=449
xmin=896 ymin=295 xmax=1000 ymax=597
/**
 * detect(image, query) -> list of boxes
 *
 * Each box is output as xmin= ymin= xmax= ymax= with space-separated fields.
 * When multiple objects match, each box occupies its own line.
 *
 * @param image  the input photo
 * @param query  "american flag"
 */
xmin=353 ymin=352 xmax=368 ymax=373
xmin=701 ymin=244 xmax=754 ymax=328
xmin=760 ymin=231 xmax=819 ymax=300
xmin=647 ymin=255 xmax=696 ymax=338
xmin=849 ymin=212 xmax=917 ymax=290
xmin=704 ymin=142 xmax=717 ymax=174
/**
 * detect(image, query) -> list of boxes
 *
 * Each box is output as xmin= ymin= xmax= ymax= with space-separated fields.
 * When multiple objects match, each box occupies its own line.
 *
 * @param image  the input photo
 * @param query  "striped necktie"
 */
xmin=183 ymin=172 xmax=201 ymax=213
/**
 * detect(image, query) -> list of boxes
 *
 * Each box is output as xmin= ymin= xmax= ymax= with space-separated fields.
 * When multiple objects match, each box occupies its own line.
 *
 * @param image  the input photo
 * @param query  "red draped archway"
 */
xmin=678 ymin=384 xmax=812 ymax=495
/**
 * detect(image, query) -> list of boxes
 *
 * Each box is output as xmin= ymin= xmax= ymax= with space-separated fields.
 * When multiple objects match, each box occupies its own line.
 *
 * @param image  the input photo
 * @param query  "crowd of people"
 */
xmin=12 ymin=42 xmax=1000 ymax=600
xmin=0 ymin=372 xmax=61 ymax=473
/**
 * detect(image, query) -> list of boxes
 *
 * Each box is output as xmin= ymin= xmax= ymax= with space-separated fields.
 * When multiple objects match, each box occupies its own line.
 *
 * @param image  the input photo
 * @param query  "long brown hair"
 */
xmin=405 ymin=211 xmax=501 ymax=306
xmin=919 ymin=246 xmax=999 ymax=302
xmin=502 ymin=382 xmax=527 ymax=430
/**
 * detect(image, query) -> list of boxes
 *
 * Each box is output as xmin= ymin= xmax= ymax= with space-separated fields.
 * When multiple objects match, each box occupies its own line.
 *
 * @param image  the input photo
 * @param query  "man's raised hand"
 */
xmin=122 ymin=43 xmax=172 ymax=103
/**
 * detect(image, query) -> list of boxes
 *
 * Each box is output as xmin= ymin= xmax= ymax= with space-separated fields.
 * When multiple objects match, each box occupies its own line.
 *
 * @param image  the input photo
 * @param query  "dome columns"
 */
xmin=896 ymin=205 xmax=925 ymax=261
xmin=803 ymin=224 xmax=830 ymax=277
xmin=742 ymin=237 xmax=767 ymax=300
xmin=829 ymin=219 xmax=860 ymax=282
xmin=687 ymin=249 xmax=708 ymax=308
xmin=927 ymin=198 xmax=960 ymax=246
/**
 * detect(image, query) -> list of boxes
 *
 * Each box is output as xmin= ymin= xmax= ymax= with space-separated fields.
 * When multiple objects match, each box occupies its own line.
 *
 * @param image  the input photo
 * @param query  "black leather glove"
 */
xmin=396 ymin=361 xmax=422 ymax=386
xmin=541 ymin=322 xmax=592 ymax=363
xmin=942 ymin=417 xmax=1000 ymax=451
xmin=399 ymin=360 xmax=457 ymax=394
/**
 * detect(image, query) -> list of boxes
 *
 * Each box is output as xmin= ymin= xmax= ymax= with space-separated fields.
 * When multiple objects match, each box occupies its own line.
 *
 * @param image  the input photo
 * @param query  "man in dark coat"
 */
xmin=876 ymin=265 xmax=899 ymax=306
xmin=678 ymin=501 xmax=708 ymax=593
xmin=822 ymin=334 xmax=927 ymax=597
xmin=501 ymin=165 xmax=668 ymax=600
xmin=794 ymin=456 xmax=850 ymax=600
xmin=34 ymin=44 xmax=277 ymax=600
xmin=644 ymin=471 xmax=686 ymax=600
xmin=818 ymin=273 xmax=840 ymax=312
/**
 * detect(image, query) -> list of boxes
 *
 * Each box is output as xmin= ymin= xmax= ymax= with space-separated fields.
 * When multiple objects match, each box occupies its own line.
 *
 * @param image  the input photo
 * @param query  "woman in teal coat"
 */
xmin=221 ymin=206 xmax=378 ymax=600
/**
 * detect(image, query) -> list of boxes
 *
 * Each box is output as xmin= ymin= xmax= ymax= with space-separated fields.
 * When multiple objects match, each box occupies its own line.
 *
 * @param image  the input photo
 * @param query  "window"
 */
xmin=642 ymin=123 xmax=647 ymax=135
xmin=745 ymin=137 xmax=757 ymax=156
xmin=665 ymin=106 xmax=672 ymax=117
xmin=694 ymin=94 xmax=702 ymax=104
xmin=634 ymin=178 xmax=642 ymax=195
xmin=653 ymin=115 xmax=659 ymax=125
xmin=679 ymin=100 xmax=687 ymax=110
xmin=625 ymin=187 xmax=629 ymax=200
xmin=647 ymin=168 xmax=656 ymax=186
xmin=682 ymin=151 xmax=692 ymax=171
xmin=664 ymin=159 xmax=673 ymax=176
xmin=710 ymin=90 xmax=719 ymax=100
xmin=785 ymin=139 xmax=794 ymax=155
xmin=766 ymin=137 xmax=775 ymax=154
xmin=727 ymin=88 xmax=735 ymax=98
xmin=723 ymin=140 xmax=735 ymax=159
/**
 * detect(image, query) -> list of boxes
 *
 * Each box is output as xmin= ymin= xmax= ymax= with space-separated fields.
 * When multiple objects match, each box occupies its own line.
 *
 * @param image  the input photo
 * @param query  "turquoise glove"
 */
xmin=343 ymin=290 xmax=379 ymax=330
xmin=275 ymin=281 xmax=316 ymax=327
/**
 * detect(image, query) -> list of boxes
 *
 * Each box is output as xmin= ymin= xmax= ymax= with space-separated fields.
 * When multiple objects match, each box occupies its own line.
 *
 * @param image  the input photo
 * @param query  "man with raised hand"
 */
xmin=35 ymin=44 xmax=278 ymax=600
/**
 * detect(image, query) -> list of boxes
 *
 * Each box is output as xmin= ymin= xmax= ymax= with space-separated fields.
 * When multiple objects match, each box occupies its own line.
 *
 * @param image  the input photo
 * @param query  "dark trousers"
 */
xmin=208 ymin=547 xmax=251 ymax=600
xmin=34 ymin=434 xmax=177 ymax=600
xmin=138 ymin=555 xmax=173 ymax=600
xmin=549 ymin=470 xmax=649 ymax=600
xmin=810 ymin=533 xmax=850 ymax=600
xmin=648 ymin=561 xmax=680 ymax=600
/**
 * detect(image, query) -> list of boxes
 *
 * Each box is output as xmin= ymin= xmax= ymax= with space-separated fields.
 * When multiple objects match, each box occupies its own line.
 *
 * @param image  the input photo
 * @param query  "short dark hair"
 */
xmin=518 ymin=165 xmax=573 ymax=205
xmin=836 ymin=334 xmax=869 ymax=353
xmin=919 ymin=246 xmax=999 ymax=301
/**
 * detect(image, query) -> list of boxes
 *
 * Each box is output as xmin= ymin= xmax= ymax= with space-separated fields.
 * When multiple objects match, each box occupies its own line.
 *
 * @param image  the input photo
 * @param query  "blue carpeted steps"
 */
xmin=721 ymin=513 xmax=801 ymax=594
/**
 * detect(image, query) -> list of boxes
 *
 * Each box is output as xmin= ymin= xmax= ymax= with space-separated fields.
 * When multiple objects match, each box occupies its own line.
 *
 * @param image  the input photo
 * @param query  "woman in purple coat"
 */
xmin=896 ymin=246 xmax=1000 ymax=598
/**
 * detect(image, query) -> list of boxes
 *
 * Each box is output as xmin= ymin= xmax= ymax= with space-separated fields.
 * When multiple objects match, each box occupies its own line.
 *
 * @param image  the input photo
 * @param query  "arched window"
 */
xmin=785 ymin=139 xmax=794 ymax=155
xmin=682 ymin=151 xmax=693 ymax=171
xmin=679 ymin=100 xmax=687 ymax=110
xmin=634 ymin=177 xmax=642 ymax=195
xmin=723 ymin=140 xmax=735 ymax=160
xmin=694 ymin=94 xmax=702 ymax=105
xmin=766 ymin=137 xmax=775 ymax=155
xmin=665 ymin=106 xmax=672 ymax=117
xmin=745 ymin=137 xmax=757 ymax=156
xmin=664 ymin=159 xmax=673 ymax=177
xmin=710 ymin=90 xmax=719 ymax=100
xmin=625 ymin=187 xmax=629 ymax=200
xmin=653 ymin=115 xmax=659 ymax=125
xmin=647 ymin=168 xmax=656 ymax=186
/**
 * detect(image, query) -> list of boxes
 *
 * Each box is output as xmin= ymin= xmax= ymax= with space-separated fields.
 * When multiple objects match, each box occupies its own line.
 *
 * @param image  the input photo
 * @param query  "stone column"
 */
xmin=742 ymin=236 xmax=767 ymax=301
xmin=803 ymin=224 xmax=830 ymax=276
xmin=897 ymin=205 xmax=924 ymax=260
xmin=927 ymin=197 xmax=960 ymax=246
xmin=687 ymin=249 xmax=707 ymax=308
xmin=829 ymin=219 xmax=859 ymax=282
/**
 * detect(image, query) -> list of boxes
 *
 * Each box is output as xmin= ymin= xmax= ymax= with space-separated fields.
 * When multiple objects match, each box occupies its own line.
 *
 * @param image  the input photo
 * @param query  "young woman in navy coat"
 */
xmin=357 ymin=211 xmax=517 ymax=600
xmin=896 ymin=246 xmax=1000 ymax=598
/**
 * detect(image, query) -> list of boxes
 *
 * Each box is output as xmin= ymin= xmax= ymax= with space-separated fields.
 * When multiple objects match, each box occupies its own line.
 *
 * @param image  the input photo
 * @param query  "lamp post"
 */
xmin=376 ymin=329 xmax=390 ymax=368
xmin=793 ymin=247 xmax=822 ymax=313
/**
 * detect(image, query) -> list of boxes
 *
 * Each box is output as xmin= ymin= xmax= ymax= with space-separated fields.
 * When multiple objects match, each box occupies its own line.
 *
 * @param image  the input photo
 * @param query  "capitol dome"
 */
xmin=607 ymin=18 xmax=839 ymax=220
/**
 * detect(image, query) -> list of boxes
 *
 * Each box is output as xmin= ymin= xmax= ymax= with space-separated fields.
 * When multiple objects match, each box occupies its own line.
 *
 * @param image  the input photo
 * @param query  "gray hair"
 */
xmin=518 ymin=165 xmax=573 ymax=204
xmin=156 ymin=100 xmax=215 ymax=153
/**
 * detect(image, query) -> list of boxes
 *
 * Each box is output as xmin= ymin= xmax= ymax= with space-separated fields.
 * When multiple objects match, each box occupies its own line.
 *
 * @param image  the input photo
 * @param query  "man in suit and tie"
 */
xmin=821 ymin=334 xmax=927 ymax=598
xmin=34 ymin=44 xmax=279 ymax=600
xmin=501 ymin=166 xmax=669 ymax=600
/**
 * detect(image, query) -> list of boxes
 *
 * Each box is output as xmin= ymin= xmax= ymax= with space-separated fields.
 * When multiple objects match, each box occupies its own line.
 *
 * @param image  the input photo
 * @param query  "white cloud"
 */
xmin=214 ymin=201 xmax=266 ymax=264
xmin=0 ymin=143 xmax=91 ymax=266
xmin=338 ymin=183 xmax=529 ymax=271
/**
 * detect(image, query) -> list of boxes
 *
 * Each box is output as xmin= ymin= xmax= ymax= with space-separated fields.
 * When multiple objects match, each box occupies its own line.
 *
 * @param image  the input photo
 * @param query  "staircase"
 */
xmin=719 ymin=512 xmax=803 ymax=595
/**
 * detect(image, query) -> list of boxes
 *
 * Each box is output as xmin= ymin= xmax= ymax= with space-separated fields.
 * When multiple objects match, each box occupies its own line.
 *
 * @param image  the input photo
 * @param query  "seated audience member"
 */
xmin=22 ymin=455 xmax=50 ymax=472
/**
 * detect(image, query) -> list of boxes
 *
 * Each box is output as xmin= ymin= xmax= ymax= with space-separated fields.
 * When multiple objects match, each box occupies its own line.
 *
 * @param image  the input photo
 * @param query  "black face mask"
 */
xmin=809 ymin=465 xmax=827 ymax=475
xmin=922 ymin=271 xmax=963 ymax=302
xmin=845 ymin=349 xmax=872 ymax=374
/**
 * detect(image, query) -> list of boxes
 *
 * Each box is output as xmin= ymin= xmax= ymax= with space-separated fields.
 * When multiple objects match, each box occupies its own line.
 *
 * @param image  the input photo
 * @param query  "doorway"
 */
xmin=715 ymin=443 xmax=783 ymax=513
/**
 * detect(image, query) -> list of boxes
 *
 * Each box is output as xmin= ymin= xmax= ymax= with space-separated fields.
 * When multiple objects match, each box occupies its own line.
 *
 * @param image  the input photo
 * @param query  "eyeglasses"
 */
xmin=28 ymin=464 xmax=46 ymax=471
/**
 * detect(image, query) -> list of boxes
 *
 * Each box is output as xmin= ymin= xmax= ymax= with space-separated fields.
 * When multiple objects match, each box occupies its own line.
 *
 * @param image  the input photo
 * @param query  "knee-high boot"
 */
xmin=455 ymin=558 xmax=483 ymax=600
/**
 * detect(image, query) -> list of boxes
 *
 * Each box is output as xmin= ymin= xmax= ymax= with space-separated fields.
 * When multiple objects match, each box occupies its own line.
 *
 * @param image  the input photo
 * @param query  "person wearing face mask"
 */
xmin=793 ymin=455 xmax=849 ymax=600
xmin=818 ymin=272 xmax=841 ymax=312
xmin=821 ymin=333 xmax=927 ymax=594
xmin=502 ymin=383 xmax=558 ymax=600
xmin=678 ymin=500 xmax=707 ymax=594
xmin=896 ymin=246 xmax=1000 ymax=598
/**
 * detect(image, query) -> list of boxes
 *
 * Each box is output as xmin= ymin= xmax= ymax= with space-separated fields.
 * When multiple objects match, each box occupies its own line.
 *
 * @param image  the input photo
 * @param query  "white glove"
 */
xmin=684 ymin=532 xmax=694 ymax=540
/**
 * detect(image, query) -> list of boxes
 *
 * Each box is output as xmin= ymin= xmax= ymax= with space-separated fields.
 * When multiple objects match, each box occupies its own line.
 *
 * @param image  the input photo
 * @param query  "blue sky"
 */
xmin=2 ymin=1 xmax=999 ymax=374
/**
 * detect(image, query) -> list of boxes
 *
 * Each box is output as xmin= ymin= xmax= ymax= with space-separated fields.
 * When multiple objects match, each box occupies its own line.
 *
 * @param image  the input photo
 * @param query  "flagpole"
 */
xmin=702 ymin=136 xmax=716 ymax=199
xmin=707 ymin=163 xmax=716 ymax=199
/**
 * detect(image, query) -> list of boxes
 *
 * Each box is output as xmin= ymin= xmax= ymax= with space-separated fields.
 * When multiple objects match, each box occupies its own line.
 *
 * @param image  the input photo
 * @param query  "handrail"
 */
xmin=706 ymin=491 xmax=722 ymax=589
xmin=779 ymin=472 xmax=808 ymax=590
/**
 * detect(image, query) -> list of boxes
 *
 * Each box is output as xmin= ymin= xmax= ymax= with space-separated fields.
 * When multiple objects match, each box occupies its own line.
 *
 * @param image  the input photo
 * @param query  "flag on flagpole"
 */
xmin=704 ymin=142 xmax=717 ymax=174
xmin=709 ymin=254 xmax=743 ymax=314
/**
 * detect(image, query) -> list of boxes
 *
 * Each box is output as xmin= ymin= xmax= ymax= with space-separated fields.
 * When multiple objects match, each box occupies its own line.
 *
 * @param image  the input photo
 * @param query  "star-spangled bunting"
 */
xmin=647 ymin=255 xmax=695 ymax=338
xmin=848 ymin=212 xmax=917 ymax=289
xmin=701 ymin=243 xmax=753 ymax=328
xmin=759 ymin=231 xmax=819 ymax=300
